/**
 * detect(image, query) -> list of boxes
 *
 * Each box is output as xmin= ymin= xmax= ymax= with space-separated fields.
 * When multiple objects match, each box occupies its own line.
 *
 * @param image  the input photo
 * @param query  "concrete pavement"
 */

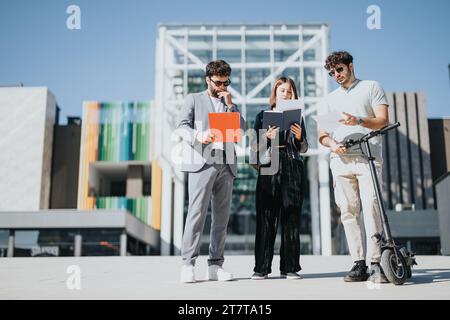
xmin=1 ymin=255 xmax=450 ymax=300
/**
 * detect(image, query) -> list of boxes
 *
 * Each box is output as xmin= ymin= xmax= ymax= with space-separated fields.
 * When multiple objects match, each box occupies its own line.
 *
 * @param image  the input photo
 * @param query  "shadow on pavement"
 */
xmin=228 ymin=269 xmax=450 ymax=284
xmin=300 ymin=272 xmax=347 ymax=279
xmin=233 ymin=271 xmax=348 ymax=281
xmin=405 ymin=269 xmax=450 ymax=285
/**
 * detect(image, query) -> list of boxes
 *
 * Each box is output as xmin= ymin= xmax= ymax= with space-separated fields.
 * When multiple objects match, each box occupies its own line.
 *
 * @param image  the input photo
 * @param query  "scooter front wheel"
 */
xmin=381 ymin=249 xmax=408 ymax=285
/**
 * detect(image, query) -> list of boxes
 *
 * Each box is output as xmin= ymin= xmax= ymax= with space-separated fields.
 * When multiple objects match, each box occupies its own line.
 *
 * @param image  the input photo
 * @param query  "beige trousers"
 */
xmin=330 ymin=156 xmax=383 ymax=263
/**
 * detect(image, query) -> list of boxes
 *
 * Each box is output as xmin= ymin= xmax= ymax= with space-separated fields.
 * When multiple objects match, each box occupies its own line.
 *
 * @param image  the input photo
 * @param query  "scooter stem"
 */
xmin=362 ymin=139 xmax=393 ymax=244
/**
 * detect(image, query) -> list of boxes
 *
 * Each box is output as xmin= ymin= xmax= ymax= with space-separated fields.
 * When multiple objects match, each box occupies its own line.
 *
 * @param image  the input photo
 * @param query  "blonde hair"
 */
xmin=269 ymin=76 xmax=298 ymax=108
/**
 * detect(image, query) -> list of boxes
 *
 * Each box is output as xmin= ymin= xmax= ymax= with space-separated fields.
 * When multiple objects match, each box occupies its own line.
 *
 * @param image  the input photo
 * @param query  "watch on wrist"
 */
xmin=357 ymin=117 xmax=364 ymax=125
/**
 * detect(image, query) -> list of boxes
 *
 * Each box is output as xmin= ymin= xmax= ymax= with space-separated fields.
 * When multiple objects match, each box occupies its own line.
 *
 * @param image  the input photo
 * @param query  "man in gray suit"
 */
xmin=178 ymin=60 xmax=244 ymax=283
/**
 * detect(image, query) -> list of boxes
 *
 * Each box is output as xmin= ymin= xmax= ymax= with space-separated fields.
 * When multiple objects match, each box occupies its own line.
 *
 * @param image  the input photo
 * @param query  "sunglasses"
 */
xmin=209 ymin=77 xmax=231 ymax=87
xmin=328 ymin=66 xmax=345 ymax=77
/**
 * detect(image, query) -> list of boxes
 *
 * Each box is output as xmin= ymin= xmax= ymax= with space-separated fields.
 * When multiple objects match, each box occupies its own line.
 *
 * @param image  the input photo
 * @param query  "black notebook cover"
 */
xmin=262 ymin=109 xmax=302 ymax=131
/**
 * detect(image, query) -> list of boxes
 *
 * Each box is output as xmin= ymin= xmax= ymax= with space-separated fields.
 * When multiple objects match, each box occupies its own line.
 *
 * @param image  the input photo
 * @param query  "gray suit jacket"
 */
xmin=177 ymin=90 xmax=245 ymax=177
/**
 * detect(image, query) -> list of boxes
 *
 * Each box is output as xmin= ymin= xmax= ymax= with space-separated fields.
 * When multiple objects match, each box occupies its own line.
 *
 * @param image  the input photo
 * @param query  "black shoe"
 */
xmin=344 ymin=261 xmax=369 ymax=282
xmin=368 ymin=263 xmax=389 ymax=283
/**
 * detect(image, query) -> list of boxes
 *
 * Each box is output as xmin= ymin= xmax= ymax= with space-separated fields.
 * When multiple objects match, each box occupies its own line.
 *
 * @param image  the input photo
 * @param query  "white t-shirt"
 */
xmin=210 ymin=96 xmax=224 ymax=150
xmin=323 ymin=79 xmax=389 ymax=161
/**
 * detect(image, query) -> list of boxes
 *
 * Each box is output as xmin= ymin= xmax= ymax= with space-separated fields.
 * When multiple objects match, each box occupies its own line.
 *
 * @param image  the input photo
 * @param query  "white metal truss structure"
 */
xmin=154 ymin=24 xmax=333 ymax=256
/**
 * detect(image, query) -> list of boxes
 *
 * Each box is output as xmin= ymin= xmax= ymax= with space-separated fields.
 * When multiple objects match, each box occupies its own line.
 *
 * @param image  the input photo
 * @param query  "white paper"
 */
xmin=276 ymin=98 xmax=304 ymax=111
xmin=311 ymin=111 xmax=343 ymax=132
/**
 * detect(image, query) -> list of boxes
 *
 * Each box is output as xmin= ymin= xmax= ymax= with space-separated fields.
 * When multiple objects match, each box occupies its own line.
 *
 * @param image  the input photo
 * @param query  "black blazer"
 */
xmin=253 ymin=109 xmax=309 ymax=163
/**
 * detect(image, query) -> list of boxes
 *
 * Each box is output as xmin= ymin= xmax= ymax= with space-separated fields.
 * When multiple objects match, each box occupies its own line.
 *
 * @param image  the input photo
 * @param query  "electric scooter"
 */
xmin=343 ymin=122 xmax=417 ymax=285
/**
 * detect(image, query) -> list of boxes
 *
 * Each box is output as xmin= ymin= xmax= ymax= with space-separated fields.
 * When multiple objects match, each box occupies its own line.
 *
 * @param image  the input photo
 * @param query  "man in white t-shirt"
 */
xmin=318 ymin=51 xmax=389 ymax=283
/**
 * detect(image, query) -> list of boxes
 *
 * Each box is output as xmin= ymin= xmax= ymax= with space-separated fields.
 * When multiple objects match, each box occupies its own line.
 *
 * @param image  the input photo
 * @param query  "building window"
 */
xmin=80 ymin=229 xmax=121 ymax=256
xmin=395 ymin=238 xmax=441 ymax=255
xmin=274 ymin=35 xmax=298 ymax=62
xmin=126 ymin=236 xmax=152 ymax=256
xmin=13 ymin=230 xmax=76 ymax=257
xmin=0 ymin=230 xmax=9 ymax=257
xmin=246 ymin=35 xmax=270 ymax=63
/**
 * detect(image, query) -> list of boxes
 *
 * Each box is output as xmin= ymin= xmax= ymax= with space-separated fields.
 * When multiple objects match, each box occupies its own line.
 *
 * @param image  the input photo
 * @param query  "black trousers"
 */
xmin=254 ymin=151 xmax=304 ymax=274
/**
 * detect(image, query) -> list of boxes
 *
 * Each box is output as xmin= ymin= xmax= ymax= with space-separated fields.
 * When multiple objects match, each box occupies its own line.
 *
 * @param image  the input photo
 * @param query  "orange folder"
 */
xmin=208 ymin=112 xmax=242 ymax=142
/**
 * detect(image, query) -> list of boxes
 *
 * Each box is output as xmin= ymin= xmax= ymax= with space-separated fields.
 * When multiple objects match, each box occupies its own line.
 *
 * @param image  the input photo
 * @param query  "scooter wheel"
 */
xmin=381 ymin=249 xmax=408 ymax=285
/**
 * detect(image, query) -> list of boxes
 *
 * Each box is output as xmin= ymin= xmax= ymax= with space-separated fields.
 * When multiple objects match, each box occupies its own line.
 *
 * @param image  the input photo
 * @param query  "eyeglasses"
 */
xmin=209 ymin=77 xmax=231 ymax=87
xmin=328 ymin=66 xmax=345 ymax=77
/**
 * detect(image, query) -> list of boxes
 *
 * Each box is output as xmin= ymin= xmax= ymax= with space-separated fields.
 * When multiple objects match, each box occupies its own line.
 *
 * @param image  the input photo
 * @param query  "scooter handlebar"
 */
xmin=379 ymin=122 xmax=400 ymax=134
xmin=343 ymin=122 xmax=401 ymax=148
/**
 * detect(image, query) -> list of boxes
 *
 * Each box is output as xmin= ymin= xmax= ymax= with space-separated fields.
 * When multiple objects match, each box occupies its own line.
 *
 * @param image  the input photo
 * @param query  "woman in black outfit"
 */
xmin=251 ymin=76 xmax=308 ymax=280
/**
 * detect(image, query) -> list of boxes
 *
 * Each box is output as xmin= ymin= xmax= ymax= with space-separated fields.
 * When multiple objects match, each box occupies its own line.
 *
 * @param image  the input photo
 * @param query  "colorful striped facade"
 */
xmin=77 ymin=101 xmax=158 ymax=228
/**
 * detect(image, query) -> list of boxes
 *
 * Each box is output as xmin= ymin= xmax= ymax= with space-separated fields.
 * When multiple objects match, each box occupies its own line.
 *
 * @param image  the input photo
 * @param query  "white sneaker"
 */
xmin=207 ymin=265 xmax=233 ymax=281
xmin=281 ymin=272 xmax=303 ymax=280
xmin=251 ymin=272 xmax=268 ymax=280
xmin=180 ymin=265 xmax=196 ymax=283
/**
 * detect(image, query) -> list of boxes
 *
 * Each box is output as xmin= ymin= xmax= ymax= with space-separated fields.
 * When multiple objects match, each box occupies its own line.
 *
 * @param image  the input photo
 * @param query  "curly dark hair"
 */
xmin=324 ymin=51 xmax=353 ymax=70
xmin=205 ymin=60 xmax=231 ymax=78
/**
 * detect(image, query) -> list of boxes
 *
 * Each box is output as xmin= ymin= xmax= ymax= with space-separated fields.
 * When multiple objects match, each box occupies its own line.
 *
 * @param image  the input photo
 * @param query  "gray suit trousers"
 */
xmin=181 ymin=161 xmax=234 ymax=266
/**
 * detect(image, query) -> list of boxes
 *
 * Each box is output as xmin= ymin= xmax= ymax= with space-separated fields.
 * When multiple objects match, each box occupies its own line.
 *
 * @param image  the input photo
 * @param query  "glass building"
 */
xmin=153 ymin=24 xmax=333 ymax=256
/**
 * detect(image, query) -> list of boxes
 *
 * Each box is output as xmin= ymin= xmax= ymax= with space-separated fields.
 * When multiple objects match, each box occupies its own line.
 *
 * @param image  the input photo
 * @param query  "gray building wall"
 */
xmin=382 ymin=92 xmax=434 ymax=210
xmin=436 ymin=173 xmax=450 ymax=255
xmin=0 ymin=87 xmax=56 ymax=210
xmin=428 ymin=118 xmax=450 ymax=182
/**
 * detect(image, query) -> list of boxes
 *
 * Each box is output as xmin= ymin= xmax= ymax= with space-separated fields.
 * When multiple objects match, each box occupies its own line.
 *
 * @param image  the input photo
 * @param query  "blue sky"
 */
xmin=1 ymin=0 xmax=449 ymax=122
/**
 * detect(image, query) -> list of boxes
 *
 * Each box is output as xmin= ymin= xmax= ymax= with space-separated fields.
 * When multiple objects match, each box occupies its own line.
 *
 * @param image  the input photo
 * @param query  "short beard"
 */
xmin=339 ymin=71 xmax=354 ymax=86
xmin=209 ymin=86 xmax=220 ymax=98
